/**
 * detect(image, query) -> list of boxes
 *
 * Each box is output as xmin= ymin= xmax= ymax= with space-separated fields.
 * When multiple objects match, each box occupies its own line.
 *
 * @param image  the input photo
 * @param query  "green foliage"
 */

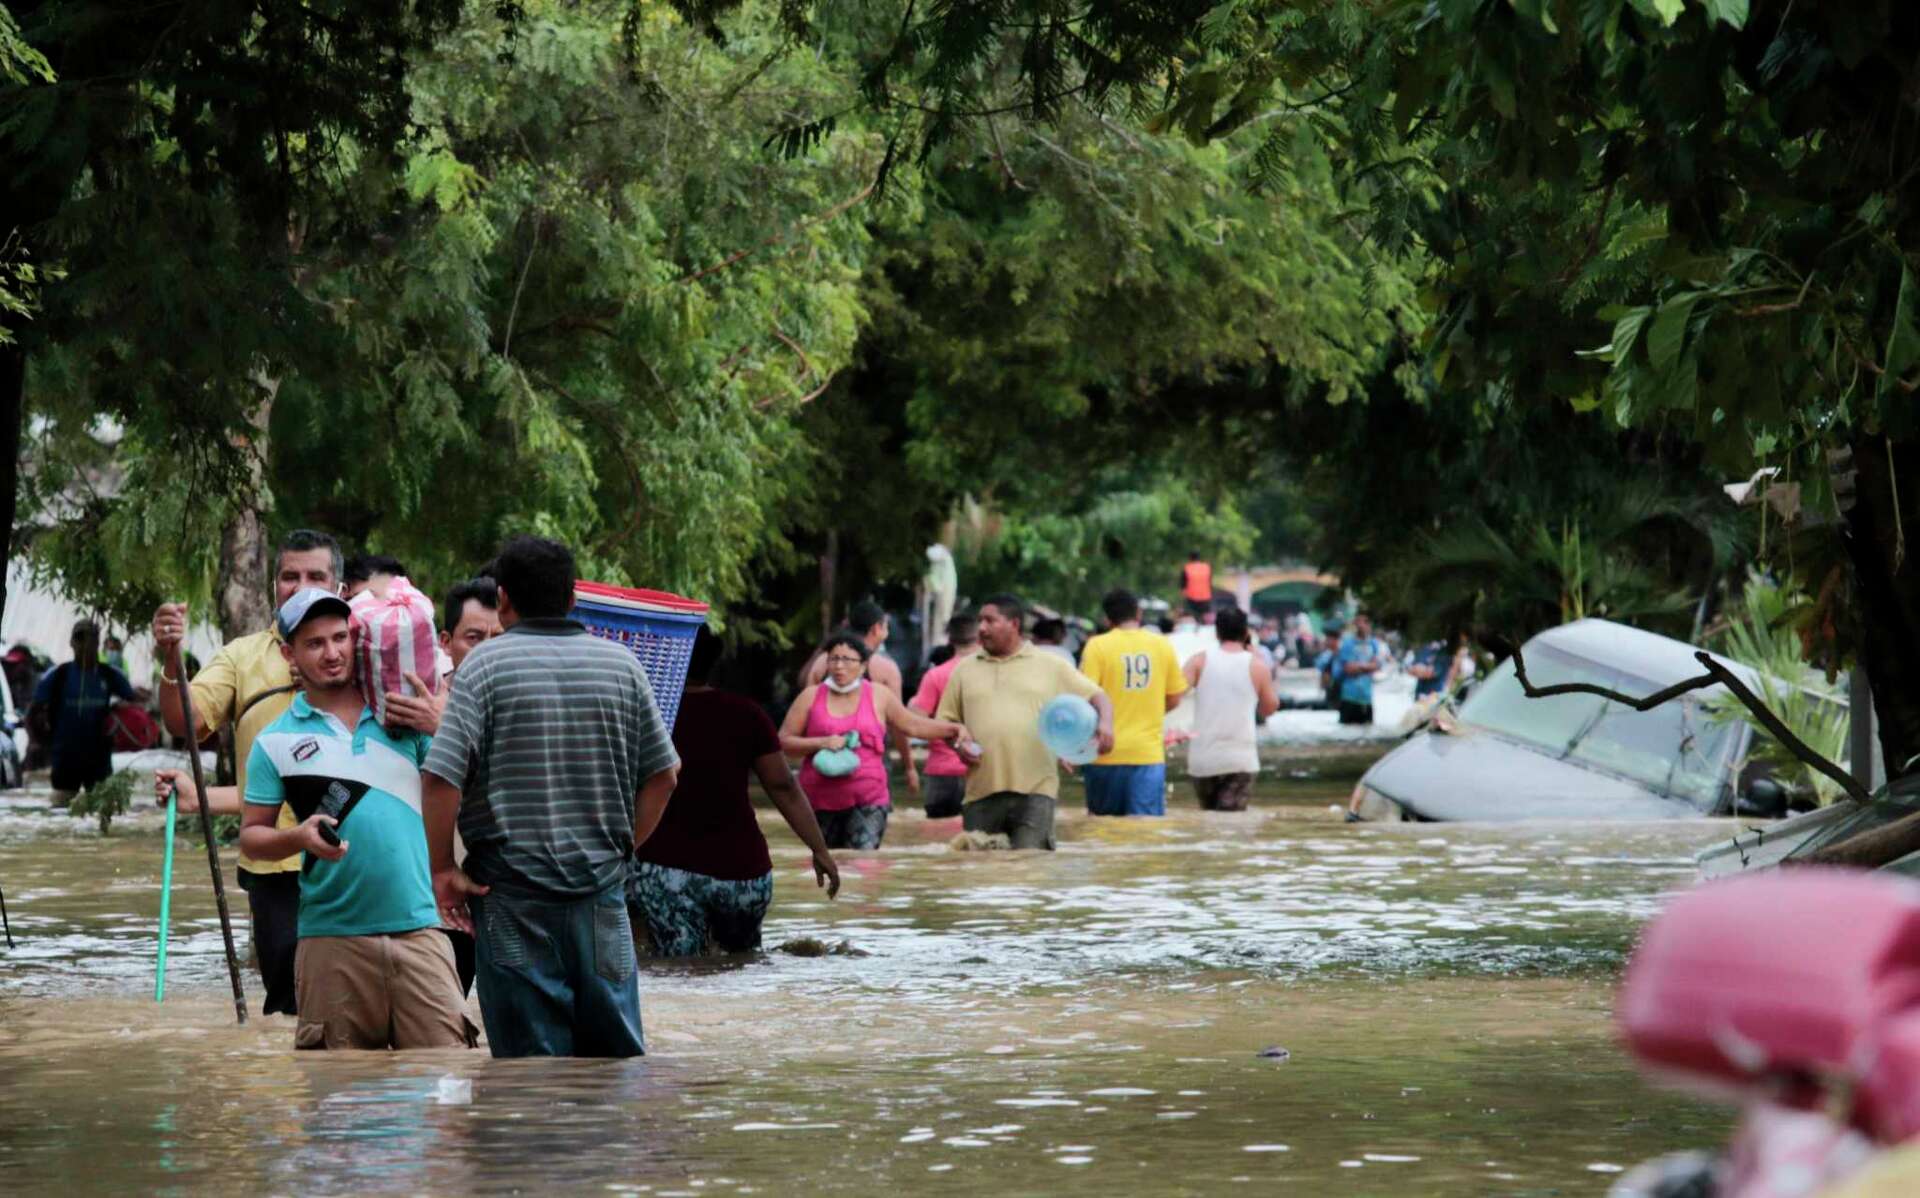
xmin=1711 ymin=575 xmax=1850 ymax=805
xmin=68 ymin=768 xmax=138 ymax=836
xmin=958 ymin=472 xmax=1258 ymax=614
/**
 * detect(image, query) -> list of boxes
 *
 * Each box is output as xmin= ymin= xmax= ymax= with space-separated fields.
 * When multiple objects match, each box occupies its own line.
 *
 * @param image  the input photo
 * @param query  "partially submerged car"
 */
xmin=1350 ymin=618 xmax=1821 ymax=822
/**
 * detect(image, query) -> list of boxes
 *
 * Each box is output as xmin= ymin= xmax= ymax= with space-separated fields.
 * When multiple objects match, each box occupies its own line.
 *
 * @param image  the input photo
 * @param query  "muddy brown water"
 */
xmin=0 ymin=767 xmax=1734 ymax=1195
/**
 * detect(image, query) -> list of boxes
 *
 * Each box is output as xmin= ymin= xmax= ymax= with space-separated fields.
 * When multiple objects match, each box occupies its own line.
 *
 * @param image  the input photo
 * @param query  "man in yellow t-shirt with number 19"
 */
xmin=1078 ymin=588 xmax=1187 ymax=817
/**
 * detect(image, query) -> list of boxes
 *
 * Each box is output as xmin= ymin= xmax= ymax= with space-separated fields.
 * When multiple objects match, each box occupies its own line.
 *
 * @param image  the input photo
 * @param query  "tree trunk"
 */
xmin=1845 ymin=434 xmax=1920 ymax=774
xmin=214 ymin=372 xmax=278 ymax=641
xmin=1797 ymin=433 xmax=1920 ymax=868
xmin=819 ymin=529 xmax=838 ymax=641
xmin=0 ymin=344 xmax=22 ymax=634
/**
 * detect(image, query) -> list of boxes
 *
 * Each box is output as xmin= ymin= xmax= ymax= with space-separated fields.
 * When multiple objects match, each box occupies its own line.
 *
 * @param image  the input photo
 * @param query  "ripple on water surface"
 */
xmin=0 ymin=788 xmax=1734 ymax=1194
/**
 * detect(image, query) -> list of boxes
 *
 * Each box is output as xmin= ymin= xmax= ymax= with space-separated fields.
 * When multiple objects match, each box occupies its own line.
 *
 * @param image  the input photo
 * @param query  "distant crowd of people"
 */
xmin=9 ymin=531 xmax=1491 ymax=1063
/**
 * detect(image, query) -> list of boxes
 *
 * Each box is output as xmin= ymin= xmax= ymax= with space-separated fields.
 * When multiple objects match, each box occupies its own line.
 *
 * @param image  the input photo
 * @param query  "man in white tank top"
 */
xmin=1181 ymin=607 xmax=1280 ymax=811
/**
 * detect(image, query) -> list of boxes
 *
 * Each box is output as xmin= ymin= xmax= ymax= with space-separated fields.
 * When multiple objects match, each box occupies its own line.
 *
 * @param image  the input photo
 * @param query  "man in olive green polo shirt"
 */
xmin=936 ymin=593 xmax=1115 ymax=850
xmin=150 ymin=528 xmax=343 ymax=1016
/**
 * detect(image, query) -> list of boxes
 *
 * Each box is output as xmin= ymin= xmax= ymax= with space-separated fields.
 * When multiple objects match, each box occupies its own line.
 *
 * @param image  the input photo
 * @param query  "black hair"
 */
xmin=442 ymin=577 xmax=499 ymax=632
xmin=493 ymin=535 xmax=577 ymax=619
xmin=945 ymin=613 xmax=979 ymax=644
xmin=928 ymin=643 xmax=955 ymax=666
xmin=688 ymin=624 xmax=724 ymax=683
xmin=848 ymin=599 xmax=887 ymax=637
xmin=1215 ymin=606 xmax=1250 ymax=644
xmin=1156 ymin=614 xmax=1175 ymax=634
xmin=1032 ymin=617 xmax=1066 ymax=643
xmin=278 ymin=529 xmax=342 ymax=583
xmin=820 ymin=630 xmax=872 ymax=662
xmin=979 ymin=592 xmax=1025 ymax=631
xmin=344 ymin=553 xmax=408 ymax=583
xmin=1101 ymin=588 xmax=1139 ymax=625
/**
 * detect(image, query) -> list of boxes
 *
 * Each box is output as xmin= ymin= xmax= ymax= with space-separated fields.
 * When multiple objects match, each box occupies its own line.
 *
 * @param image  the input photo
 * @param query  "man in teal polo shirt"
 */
xmin=240 ymin=588 xmax=470 ymax=1051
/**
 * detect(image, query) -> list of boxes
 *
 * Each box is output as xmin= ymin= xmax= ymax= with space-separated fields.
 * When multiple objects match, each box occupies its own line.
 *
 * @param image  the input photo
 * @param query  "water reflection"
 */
xmin=0 ymin=784 xmax=1735 ymax=1193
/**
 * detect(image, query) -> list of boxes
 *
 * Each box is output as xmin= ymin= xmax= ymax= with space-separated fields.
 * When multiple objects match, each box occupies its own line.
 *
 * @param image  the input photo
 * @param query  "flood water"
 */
xmin=0 ymin=767 xmax=1734 ymax=1195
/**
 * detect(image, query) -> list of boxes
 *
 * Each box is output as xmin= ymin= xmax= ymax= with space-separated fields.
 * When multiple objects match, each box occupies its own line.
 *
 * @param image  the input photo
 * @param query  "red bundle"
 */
xmin=349 ymin=577 xmax=439 ymax=724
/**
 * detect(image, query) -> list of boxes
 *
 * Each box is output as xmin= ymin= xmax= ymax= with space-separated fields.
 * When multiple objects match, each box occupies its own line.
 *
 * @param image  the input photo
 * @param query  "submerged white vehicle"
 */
xmin=1350 ymin=619 xmax=1821 ymax=822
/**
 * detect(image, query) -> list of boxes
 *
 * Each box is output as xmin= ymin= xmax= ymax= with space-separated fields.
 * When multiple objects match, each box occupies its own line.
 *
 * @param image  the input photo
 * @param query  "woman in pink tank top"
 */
xmin=781 ymin=632 xmax=972 ymax=849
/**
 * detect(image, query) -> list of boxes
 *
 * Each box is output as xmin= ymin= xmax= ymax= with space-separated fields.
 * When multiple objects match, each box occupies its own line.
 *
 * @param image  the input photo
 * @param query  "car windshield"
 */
xmin=1456 ymin=644 xmax=1743 ymax=809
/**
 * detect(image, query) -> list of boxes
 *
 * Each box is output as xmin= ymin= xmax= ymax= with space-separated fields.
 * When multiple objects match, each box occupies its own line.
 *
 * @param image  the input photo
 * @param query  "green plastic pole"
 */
xmin=155 ymin=788 xmax=177 ymax=1002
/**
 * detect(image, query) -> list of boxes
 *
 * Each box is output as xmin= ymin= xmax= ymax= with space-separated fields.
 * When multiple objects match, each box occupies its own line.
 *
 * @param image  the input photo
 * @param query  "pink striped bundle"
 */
xmin=349 ymin=577 xmax=439 ymax=723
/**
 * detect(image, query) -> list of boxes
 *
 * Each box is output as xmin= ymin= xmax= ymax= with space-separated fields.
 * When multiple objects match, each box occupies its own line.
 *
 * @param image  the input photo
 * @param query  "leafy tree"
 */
xmin=691 ymin=0 xmax=1920 ymax=782
xmin=3 ymin=0 xmax=468 ymax=635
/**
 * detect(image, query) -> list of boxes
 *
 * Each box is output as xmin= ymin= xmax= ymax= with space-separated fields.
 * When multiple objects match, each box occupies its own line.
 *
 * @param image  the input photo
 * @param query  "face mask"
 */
xmin=825 ymin=674 xmax=863 ymax=694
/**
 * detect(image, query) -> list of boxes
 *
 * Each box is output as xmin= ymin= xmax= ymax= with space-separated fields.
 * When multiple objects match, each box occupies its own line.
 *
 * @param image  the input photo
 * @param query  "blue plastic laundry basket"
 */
xmin=571 ymin=581 xmax=709 ymax=732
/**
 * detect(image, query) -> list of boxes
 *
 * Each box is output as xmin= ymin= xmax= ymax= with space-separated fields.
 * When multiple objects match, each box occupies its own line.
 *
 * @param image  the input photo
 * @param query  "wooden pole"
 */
xmin=0 ymin=876 xmax=12 ymax=948
xmin=170 ymin=645 xmax=247 ymax=1024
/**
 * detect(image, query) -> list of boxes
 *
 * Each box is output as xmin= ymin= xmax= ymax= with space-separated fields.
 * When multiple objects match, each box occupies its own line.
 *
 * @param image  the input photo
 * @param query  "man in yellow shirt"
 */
xmin=149 ymin=528 xmax=343 ymax=1016
xmin=937 ymin=594 xmax=1114 ymax=850
xmin=1078 ymin=588 xmax=1187 ymax=817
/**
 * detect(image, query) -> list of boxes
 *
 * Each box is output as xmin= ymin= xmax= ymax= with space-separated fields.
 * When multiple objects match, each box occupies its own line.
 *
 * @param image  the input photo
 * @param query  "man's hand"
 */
xmin=154 ymin=768 xmax=198 ymax=813
xmin=1095 ymin=724 xmax=1116 ymax=756
xmin=299 ymin=814 xmax=348 ymax=861
xmin=151 ymin=603 xmax=188 ymax=654
xmin=954 ymin=738 xmax=982 ymax=769
xmin=812 ymin=847 xmax=841 ymax=898
xmin=382 ymin=673 xmax=441 ymax=735
xmin=904 ymin=764 xmax=921 ymax=797
xmin=433 ymin=866 xmax=489 ymax=935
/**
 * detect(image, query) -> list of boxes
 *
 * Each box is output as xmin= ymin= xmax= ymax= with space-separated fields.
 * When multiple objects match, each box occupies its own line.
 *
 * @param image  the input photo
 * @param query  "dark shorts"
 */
xmin=628 ymin=862 xmax=773 ymax=957
xmin=471 ymin=881 xmax=644 ymax=1059
xmin=1185 ymin=597 xmax=1210 ymax=617
xmin=1082 ymin=763 xmax=1167 ymax=817
xmin=816 ymin=804 xmax=889 ymax=850
xmin=1194 ymin=772 xmax=1255 ymax=811
xmin=923 ymin=774 xmax=967 ymax=819
xmin=1338 ymin=702 xmax=1374 ymax=726
xmin=962 ymin=792 xmax=1056 ymax=851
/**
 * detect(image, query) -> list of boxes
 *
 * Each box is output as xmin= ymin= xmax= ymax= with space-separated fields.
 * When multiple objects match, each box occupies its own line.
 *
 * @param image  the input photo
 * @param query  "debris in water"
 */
xmin=949 ymin=831 xmax=1012 ymax=852
xmin=775 ymin=937 xmax=871 ymax=958
xmin=1257 ymin=1046 xmax=1291 ymax=1061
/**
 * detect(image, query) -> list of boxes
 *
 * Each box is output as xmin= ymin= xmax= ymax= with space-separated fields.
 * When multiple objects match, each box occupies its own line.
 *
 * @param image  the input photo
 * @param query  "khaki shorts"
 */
xmin=295 ymin=929 xmax=475 ymax=1051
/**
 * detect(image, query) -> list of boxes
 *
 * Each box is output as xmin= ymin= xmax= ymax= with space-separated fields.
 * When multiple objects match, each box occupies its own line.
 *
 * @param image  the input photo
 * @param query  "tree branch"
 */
xmin=674 ymin=182 xmax=875 ymax=286
xmin=1501 ymin=639 xmax=1869 ymax=806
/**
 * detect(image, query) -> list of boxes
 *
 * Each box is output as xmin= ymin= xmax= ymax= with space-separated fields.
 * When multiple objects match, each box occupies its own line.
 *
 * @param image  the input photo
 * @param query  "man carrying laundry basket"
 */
xmin=421 ymin=535 xmax=681 ymax=1058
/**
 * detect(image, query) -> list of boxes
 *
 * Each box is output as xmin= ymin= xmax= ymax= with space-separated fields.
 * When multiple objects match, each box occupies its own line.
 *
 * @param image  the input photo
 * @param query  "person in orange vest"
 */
xmin=1179 ymin=552 xmax=1214 ymax=618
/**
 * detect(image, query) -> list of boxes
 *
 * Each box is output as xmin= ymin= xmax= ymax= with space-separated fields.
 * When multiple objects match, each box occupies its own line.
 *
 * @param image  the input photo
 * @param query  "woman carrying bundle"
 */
xmin=780 ymin=631 xmax=970 ymax=849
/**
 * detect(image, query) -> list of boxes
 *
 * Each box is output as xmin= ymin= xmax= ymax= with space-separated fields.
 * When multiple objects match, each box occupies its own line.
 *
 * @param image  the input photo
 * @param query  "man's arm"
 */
xmin=421 ymin=666 xmax=487 ymax=932
xmin=154 ymin=769 xmax=244 ymax=815
xmin=1089 ymin=690 xmax=1117 ymax=755
xmin=157 ymin=616 xmax=235 ymax=740
xmin=870 ymin=658 xmax=918 ymax=794
xmin=631 ymin=764 xmax=679 ymax=849
xmin=422 ymin=769 xmax=487 ymax=933
xmin=1162 ymin=643 xmax=1187 ymax=713
xmin=238 ymin=802 xmax=345 ymax=863
xmin=1252 ymin=656 xmax=1281 ymax=720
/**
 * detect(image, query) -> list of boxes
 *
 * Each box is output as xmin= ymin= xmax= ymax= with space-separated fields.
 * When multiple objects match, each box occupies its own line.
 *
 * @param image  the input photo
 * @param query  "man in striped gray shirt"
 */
xmin=422 ymin=536 xmax=680 ymax=1058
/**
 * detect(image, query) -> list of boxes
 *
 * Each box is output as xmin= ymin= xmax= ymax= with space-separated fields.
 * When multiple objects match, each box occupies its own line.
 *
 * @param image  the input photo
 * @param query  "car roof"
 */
xmin=1530 ymin=618 xmax=1761 ymax=691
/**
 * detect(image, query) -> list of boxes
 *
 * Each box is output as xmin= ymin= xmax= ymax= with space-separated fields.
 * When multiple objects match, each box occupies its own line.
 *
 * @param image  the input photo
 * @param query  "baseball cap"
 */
xmin=276 ymin=588 xmax=352 ymax=640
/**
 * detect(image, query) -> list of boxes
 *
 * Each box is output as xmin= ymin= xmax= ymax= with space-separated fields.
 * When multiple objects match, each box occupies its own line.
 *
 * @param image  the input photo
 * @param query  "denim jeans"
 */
xmin=471 ymin=880 xmax=644 ymax=1058
xmin=1082 ymin=763 xmax=1167 ymax=816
